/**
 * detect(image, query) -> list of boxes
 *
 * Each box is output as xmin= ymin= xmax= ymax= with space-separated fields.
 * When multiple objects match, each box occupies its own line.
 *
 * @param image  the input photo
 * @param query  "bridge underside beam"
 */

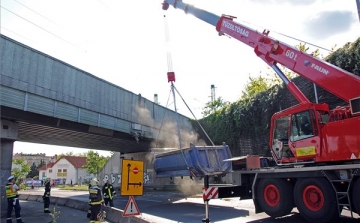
xmin=1 ymin=106 xmax=161 ymax=154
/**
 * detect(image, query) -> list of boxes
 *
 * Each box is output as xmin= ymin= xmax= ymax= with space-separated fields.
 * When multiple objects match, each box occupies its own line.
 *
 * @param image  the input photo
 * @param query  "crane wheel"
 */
xmin=294 ymin=178 xmax=338 ymax=223
xmin=352 ymin=178 xmax=360 ymax=215
xmin=257 ymin=178 xmax=294 ymax=217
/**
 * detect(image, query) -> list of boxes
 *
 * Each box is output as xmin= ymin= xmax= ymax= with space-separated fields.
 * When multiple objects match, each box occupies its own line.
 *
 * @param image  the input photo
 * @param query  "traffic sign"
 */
xmin=122 ymin=196 xmax=140 ymax=217
xmin=121 ymin=159 xmax=144 ymax=196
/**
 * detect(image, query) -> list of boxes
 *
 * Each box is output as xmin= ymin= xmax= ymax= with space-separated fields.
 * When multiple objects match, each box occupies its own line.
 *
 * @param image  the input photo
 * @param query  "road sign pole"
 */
xmin=202 ymin=175 xmax=210 ymax=223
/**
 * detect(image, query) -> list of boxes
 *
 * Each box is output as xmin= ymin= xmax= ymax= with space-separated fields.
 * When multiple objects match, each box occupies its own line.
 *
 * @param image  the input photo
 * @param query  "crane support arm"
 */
xmin=162 ymin=0 xmax=360 ymax=105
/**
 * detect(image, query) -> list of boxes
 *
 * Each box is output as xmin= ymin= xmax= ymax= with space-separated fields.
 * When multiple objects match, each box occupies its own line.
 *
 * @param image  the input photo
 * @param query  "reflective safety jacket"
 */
xmin=5 ymin=183 xmax=18 ymax=199
xmin=89 ymin=186 xmax=103 ymax=205
xmin=102 ymin=183 xmax=116 ymax=199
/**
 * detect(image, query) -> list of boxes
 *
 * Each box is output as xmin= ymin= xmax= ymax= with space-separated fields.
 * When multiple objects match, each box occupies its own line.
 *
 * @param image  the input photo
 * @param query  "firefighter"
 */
xmin=89 ymin=178 xmax=104 ymax=223
xmin=5 ymin=176 xmax=25 ymax=223
xmin=102 ymin=180 xmax=116 ymax=207
xmin=43 ymin=179 xmax=51 ymax=213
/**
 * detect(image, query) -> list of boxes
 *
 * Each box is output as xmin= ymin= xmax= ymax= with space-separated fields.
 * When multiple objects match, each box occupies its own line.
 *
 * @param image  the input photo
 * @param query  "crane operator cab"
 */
xmin=270 ymin=105 xmax=325 ymax=164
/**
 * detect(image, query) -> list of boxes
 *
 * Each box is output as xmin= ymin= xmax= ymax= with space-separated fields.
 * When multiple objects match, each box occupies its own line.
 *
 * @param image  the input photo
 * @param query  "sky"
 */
xmin=1 ymin=0 xmax=359 ymax=157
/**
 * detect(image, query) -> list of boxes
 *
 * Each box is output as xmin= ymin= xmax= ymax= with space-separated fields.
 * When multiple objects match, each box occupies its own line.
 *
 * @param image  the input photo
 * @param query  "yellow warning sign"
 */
xmin=121 ymin=159 xmax=144 ymax=196
xmin=296 ymin=146 xmax=316 ymax=157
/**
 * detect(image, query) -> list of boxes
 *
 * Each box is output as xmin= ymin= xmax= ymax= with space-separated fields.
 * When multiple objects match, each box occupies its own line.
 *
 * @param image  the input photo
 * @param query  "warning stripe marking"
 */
xmin=203 ymin=187 xmax=219 ymax=200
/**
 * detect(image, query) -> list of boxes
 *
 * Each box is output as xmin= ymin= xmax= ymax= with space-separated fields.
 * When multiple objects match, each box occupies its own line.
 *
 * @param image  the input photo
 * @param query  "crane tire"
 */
xmin=352 ymin=178 xmax=360 ymax=215
xmin=294 ymin=178 xmax=338 ymax=223
xmin=257 ymin=178 xmax=294 ymax=217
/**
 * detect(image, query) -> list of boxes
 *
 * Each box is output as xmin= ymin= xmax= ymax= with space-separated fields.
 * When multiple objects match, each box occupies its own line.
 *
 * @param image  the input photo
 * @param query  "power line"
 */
xmin=1 ymin=26 xmax=36 ymax=43
xmin=12 ymin=0 xmax=64 ymax=28
xmin=1 ymin=6 xmax=85 ymax=52
xmin=239 ymin=19 xmax=333 ymax=52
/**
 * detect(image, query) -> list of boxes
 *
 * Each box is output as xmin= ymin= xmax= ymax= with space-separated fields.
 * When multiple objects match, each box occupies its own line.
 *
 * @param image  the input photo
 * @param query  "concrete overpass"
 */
xmin=0 ymin=34 xmax=194 ymax=215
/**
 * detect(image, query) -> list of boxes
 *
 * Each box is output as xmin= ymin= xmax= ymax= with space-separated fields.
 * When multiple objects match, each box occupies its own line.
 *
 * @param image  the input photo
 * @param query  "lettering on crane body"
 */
xmin=311 ymin=63 xmax=329 ymax=75
xmin=222 ymin=20 xmax=249 ymax=37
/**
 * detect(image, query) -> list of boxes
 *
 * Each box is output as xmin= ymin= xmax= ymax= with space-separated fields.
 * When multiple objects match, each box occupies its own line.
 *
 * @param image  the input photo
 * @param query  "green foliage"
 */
xmin=76 ymin=152 xmax=88 ymax=157
xmin=82 ymin=151 xmax=108 ymax=175
xmin=12 ymin=158 xmax=30 ymax=180
xmin=325 ymin=37 xmax=360 ymax=76
xmin=57 ymin=185 xmax=88 ymax=191
xmin=38 ymin=159 xmax=45 ymax=168
xmin=202 ymin=97 xmax=229 ymax=116
xmin=48 ymin=206 xmax=60 ymax=223
xmin=26 ymin=162 xmax=38 ymax=178
xmin=241 ymin=75 xmax=271 ymax=103
xmin=57 ymin=151 xmax=74 ymax=160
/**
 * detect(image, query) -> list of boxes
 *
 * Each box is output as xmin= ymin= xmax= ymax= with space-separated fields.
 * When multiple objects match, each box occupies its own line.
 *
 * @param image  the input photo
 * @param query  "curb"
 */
xmin=20 ymin=194 xmax=152 ymax=223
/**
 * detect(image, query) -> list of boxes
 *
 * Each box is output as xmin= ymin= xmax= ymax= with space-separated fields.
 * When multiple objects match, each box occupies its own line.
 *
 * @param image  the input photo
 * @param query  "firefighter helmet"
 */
xmin=90 ymin=178 xmax=99 ymax=186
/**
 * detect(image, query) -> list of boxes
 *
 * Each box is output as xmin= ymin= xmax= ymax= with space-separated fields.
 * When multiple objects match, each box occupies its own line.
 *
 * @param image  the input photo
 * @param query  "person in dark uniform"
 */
xmin=89 ymin=178 xmax=104 ymax=223
xmin=87 ymin=183 xmax=91 ymax=218
xmin=43 ymin=179 xmax=51 ymax=213
xmin=5 ymin=176 xmax=25 ymax=223
xmin=102 ymin=180 xmax=116 ymax=207
xmin=300 ymin=116 xmax=312 ymax=135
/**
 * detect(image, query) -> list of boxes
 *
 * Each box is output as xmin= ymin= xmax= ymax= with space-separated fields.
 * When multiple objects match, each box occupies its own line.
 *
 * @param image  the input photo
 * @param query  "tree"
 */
xmin=202 ymin=97 xmax=229 ymax=116
xmin=57 ymin=151 xmax=75 ymax=160
xmin=241 ymin=75 xmax=271 ymax=103
xmin=82 ymin=151 xmax=108 ymax=176
xmin=38 ymin=159 xmax=45 ymax=168
xmin=12 ymin=158 xmax=30 ymax=180
xmin=325 ymin=37 xmax=360 ymax=76
xmin=26 ymin=162 xmax=38 ymax=178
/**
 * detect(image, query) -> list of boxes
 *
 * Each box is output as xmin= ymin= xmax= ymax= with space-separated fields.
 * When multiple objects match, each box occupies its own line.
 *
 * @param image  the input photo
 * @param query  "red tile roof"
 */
xmin=38 ymin=162 xmax=55 ymax=170
xmin=60 ymin=156 xmax=87 ymax=168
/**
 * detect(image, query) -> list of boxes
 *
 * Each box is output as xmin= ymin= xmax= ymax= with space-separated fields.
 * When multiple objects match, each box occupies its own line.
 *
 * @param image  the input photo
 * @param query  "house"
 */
xmin=38 ymin=156 xmax=94 ymax=185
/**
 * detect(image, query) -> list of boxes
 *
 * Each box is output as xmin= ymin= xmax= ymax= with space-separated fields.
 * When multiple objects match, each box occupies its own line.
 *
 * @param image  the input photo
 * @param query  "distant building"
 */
xmin=13 ymin=153 xmax=56 ymax=166
xmin=38 ymin=156 xmax=94 ymax=185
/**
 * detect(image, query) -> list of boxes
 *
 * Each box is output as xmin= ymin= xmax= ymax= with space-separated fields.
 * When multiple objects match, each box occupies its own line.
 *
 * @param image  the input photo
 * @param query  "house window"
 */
xmin=57 ymin=169 xmax=63 ymax=177
xmin=63 ymin=169 xmax=67 ymax=177
xmin=42 ymin=172 xmax=45 ymax=177
xmin=49 ymin=169 xmax=52 ymax=173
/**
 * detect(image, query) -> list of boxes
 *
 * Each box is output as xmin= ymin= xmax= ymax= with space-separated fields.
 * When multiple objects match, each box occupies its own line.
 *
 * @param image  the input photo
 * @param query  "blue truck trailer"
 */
xmin=154 ymin=143 xmax=232 ymax=178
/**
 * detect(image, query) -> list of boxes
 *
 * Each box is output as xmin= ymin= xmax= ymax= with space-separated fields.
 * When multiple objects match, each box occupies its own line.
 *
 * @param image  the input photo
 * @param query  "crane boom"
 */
xmin=162 ymin=0 xmax=360 ymax=110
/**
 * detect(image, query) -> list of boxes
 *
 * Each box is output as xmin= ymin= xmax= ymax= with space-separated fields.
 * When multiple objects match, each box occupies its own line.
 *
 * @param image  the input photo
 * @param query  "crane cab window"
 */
xmin=290 ymin=110 xmax=315 ymax=141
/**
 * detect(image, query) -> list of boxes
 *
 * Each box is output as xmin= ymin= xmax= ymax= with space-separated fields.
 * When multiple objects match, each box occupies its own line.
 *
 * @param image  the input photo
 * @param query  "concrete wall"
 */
xmin=98 ymin=152 xmax=122 ymax=187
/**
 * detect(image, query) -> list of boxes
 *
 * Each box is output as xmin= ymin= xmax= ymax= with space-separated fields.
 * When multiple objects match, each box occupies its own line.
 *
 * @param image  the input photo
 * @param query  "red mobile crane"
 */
xmin=161 ymin=1 xmax=360 ymax=222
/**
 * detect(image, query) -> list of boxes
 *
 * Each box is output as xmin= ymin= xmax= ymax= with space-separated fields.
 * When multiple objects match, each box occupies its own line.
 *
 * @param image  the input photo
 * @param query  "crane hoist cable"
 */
xmin=163 ymin=13 xmax=191 ymax=172
xmin=159 ymin=14 xmax=216 ymax=177
xmin=164 ymin=14 xmax=214 ymax=146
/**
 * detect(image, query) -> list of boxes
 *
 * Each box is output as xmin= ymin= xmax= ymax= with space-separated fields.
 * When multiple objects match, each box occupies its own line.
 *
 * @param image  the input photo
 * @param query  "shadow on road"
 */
xmin=142 ymin=201 xmax=250 ymax=223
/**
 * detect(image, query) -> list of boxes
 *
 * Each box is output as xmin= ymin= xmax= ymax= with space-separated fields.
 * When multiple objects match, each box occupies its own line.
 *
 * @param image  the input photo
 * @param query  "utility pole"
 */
xmin=154 ymin=94 xmax=159 ymax=104
xmin=210 ymin=85 xmax=215 ymax=103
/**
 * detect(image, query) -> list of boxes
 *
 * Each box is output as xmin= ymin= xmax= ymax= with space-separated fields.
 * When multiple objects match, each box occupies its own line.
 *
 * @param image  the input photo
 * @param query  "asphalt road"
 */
xmin=19 ymin=187 xmax=360 ymax=223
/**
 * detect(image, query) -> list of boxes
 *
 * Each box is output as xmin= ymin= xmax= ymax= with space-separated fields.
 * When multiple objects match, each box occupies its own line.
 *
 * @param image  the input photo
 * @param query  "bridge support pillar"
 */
xmin=0 ymin=119 xmax=18 ymax=217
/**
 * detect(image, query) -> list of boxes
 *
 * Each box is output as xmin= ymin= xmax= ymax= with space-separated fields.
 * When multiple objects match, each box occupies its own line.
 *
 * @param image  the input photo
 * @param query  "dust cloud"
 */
xmin=135 ymin=105 xmax=207 ymax=151
xmin=135 ymin=105 xmax=210 ymax=196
